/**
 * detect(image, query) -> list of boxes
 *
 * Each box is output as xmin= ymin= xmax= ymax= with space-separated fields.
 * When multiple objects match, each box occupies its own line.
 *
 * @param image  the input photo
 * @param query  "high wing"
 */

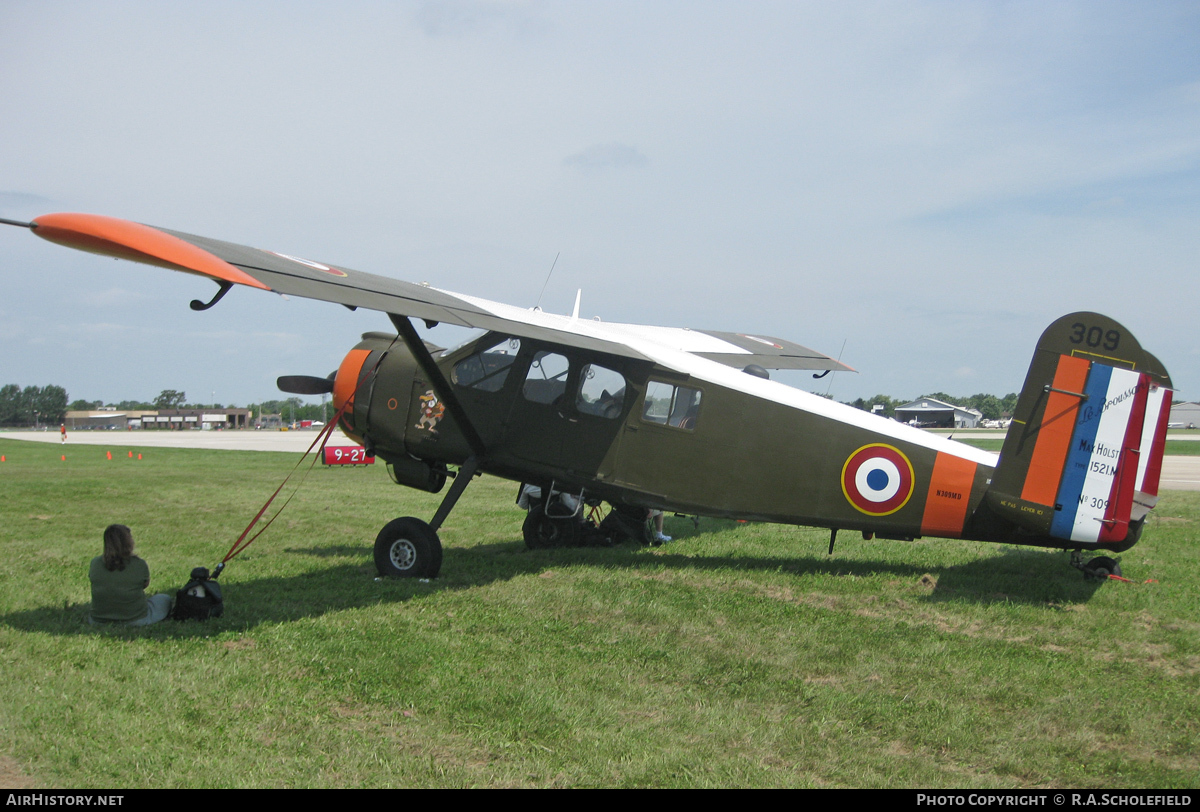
xmin=28 ymin=213 xmax=853 ymax=374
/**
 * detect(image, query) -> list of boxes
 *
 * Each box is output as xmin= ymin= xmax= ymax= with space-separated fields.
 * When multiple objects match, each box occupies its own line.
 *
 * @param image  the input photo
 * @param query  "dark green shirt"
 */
xmin=89 ymin=556 xmax=150 ymax=623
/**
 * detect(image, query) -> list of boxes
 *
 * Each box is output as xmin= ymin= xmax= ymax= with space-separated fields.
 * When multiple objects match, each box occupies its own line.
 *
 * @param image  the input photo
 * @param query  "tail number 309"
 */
xmin=1069 ymin=322 xmax=1120 ymax=351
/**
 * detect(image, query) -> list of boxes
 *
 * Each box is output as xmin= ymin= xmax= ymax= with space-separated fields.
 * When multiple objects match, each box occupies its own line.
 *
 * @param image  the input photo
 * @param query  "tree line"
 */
xmin=64 ymin=390 xmax=332 ymax=425
xmin=0 ymin=384 xmax=69 ymax=427
xmin=249 ymin=398 xmax=331 ymax=423
xmin=69 ymin=389 xmax=203 ymax=411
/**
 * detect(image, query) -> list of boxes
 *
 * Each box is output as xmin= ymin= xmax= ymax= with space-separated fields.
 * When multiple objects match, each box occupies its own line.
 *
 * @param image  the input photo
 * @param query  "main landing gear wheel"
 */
xmin=1082 ymin=556 xmax=1122 ymax=581
xmin=523 ymin=505 xmax=580 ymax=549
xmin=374 ymin=517 xmax=443 ymax=578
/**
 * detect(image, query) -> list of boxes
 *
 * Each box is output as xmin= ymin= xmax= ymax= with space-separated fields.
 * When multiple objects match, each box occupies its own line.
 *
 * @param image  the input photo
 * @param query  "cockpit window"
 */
xmin=453 ymin=337 xmax=522 ymax=392
xmin=576 ymin=364 xmax=626 ymax=419
xmin=643 ymin=381 xmax=702 ymax=429
xmin=523 ymin=351 xmax=571 ymax=404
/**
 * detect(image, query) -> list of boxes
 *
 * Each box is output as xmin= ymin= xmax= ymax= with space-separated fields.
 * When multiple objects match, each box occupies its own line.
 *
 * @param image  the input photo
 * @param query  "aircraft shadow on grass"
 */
xmin=1 ymin=535 xmax=1107 ymax=638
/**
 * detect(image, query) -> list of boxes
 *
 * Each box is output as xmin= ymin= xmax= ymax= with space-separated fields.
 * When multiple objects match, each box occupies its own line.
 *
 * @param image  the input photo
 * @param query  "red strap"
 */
xmin=1107 ymin=574 xmax=1159 ymax=585
xmin=220 ymin=338 xmax=398 ymax=566
xmin=220 ymin=405 xmax=346 ymax=563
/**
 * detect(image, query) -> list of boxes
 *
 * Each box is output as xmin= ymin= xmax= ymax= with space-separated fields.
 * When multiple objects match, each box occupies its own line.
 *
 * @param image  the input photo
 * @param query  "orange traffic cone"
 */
xmin=128 ymin=451 xmax=133 ymax=458
xmin=137 ymin=453 xmax=142 ymax=460
xmin=1 ymin=455 xmax=5 ymax=462
xmin=106 ymin=451 xmax=112 ymax=460
xmin=61 ymin=454 xmax=66 ymax=461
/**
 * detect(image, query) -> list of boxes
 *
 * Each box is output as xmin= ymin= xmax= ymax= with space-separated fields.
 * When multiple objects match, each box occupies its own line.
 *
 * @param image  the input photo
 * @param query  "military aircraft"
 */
xmin=3 ymin=213 xmax=1174 ymax=580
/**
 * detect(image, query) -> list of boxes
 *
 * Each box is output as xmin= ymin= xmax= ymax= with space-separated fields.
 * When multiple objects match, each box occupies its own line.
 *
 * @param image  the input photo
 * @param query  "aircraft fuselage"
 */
xmin=337 ymin=330 xmax=1040 ymax=550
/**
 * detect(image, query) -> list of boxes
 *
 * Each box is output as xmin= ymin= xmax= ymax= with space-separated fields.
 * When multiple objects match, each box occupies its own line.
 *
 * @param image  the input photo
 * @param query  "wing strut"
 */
xmin=388 ymin=313 xmax=488 ymax=460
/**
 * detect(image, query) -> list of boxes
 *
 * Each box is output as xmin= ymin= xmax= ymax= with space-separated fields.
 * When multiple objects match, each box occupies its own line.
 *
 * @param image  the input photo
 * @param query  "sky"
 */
xmin=2 ymin=0 xmax=1198 ymax=409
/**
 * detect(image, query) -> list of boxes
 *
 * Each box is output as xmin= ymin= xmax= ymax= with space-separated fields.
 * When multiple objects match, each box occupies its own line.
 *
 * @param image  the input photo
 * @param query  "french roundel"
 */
xmin=841 ymin=444 xmax=915 ymax=516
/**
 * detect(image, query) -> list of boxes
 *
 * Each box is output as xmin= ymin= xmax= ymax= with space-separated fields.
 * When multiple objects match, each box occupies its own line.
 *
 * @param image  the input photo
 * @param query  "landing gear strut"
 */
xmin=373 ymin=314 xmax=492 ymax=580
xmin=373 ymin=456 xmax=480 ymax=578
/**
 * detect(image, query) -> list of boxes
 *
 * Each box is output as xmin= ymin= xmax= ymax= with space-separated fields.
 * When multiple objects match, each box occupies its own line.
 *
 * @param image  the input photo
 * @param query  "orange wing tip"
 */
xmin=30 ymin=212 xmax=270 ymax=291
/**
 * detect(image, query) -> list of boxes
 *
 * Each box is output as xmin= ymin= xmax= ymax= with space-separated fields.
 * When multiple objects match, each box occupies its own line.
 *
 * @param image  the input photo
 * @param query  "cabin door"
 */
xmin=504 ymin=350 xmax=629 ymax=479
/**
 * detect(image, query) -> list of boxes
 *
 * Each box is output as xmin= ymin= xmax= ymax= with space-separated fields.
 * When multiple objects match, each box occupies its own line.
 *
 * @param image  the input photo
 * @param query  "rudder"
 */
xmin=986 ymin=313 xmax=1172 ymax=551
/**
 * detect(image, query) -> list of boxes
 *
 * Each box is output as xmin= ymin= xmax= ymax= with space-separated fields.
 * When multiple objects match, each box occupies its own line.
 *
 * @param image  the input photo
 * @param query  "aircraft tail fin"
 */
xmin=985 ymin=313 xmax=1172 ymax=550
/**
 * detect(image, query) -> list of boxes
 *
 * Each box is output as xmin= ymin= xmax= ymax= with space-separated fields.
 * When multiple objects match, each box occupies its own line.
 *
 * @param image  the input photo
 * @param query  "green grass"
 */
xmin=1 ymin=438 xmax=1197 ymax=788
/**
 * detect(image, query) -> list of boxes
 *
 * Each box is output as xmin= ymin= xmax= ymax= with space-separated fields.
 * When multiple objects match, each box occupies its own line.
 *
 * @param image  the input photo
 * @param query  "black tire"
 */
xmin=1083 ymin=556 xmax=1122 ymax=580
xmin=374 ymin=517 xmax=443 ymax=578
xmin=523 ymin=505 xmax=579 ymax=550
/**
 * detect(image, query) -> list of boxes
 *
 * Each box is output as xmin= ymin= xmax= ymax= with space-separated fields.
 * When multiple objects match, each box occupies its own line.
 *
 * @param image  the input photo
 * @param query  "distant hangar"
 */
xmin=894 ymin=397 xmax=983 ymax=429
xmin=65 ymin=408 xmax=252 ymax=430
xmin=1169 ymin=401 xmax=1200 ymax=429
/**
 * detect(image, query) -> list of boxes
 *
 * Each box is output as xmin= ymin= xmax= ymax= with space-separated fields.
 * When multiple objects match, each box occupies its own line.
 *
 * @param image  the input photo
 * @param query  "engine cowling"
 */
xmin=331 ymin=332 xmax=422 ymax=455
xmin=332 ymin=347 xmax=373 ymax=444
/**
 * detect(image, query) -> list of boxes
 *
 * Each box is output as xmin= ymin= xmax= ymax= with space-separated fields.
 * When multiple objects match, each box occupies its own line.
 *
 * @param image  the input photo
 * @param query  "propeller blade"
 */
xmin=277 ymin=374 xmax=335 ymax=395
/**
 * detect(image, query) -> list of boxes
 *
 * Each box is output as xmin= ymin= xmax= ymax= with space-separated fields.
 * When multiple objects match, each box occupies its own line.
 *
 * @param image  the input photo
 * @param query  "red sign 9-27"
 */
xmin=322 ymin=446 xmax=375 ymax=466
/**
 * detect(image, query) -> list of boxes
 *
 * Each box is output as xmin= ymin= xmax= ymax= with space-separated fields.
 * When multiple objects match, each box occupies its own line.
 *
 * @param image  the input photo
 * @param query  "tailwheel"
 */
xmin=1071 ymin=550 xmax=1122 ymax=581
xmin=1082 ymin=556 xmax=1122 ymax=581
xmin=375 ymin=517 xmax=443 ymax=578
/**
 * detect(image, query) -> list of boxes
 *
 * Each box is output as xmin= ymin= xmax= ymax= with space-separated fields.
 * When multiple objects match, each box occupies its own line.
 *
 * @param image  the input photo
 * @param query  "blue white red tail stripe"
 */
xmin=1135 ymin=383 xmax=1171 ymax=496
xmin=1098 ymin=373 xmax=1149 ymax=543
xmin=1050 ymin=364 xmax=1145 ymax=543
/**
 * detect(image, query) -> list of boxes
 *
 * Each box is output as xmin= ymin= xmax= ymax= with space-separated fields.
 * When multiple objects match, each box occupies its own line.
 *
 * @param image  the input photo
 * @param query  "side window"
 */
xmin=523 ymin=351 xmax=571 ymax=404
xmin=576 ymin=364 xmax=626 ymax=419
xmin=453 ymin=337 xmax=522 ymax=392
xmin=643 ymin=381 xmax=702 ymax=429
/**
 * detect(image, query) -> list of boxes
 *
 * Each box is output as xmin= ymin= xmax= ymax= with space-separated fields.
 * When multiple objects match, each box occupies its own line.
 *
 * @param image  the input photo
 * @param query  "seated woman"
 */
xmin=88 ymin=524 xmax=172 ymax=626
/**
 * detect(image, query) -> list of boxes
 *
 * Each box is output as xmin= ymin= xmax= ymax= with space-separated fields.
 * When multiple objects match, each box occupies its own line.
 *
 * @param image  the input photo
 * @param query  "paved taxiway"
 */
xmin=6 ymin=429 xmax=1200 ymax=491
xmin=1159 ymin=456 xmax=1200 ymax=491
xmin=4 ymin=428 xmax=349 ymax=453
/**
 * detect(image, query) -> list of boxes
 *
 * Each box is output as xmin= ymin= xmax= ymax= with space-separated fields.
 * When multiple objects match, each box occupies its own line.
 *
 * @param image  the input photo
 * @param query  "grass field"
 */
xmin=1 ymin=438 xmax=1197 ymax=788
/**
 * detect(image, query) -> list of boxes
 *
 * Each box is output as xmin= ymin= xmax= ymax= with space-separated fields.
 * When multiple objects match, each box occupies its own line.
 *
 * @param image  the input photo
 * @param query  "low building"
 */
xmin=1169 ymin=401 xmax=1200 ymax=429
xmin=142 ymin=408 xmax=252 ymax=429
xmin=65 ymin=410 xmax=131 ymax=430
xmin=894 ymin=397 xmax=983 ymax=429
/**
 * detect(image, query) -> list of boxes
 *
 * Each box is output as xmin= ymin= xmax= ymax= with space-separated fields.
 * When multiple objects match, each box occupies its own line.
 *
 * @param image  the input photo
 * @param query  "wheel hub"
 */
xmin=389 ymin=539 xmax=417 ymax=570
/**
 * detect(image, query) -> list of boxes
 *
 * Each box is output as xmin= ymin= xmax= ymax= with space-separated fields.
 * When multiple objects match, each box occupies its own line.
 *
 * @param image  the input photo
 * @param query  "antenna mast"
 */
xmin=533 ymin=252 xmax=560 ymax=311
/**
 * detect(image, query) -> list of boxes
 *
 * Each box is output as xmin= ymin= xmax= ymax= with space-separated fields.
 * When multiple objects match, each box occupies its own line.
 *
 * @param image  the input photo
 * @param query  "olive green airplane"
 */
xmin=4 ymin=213 xmax=1175 ymax=580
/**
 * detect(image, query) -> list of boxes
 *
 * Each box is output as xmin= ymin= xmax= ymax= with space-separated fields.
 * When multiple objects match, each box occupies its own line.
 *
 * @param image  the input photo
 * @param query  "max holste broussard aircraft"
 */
xmin=2 ymin=213 xmax=1175 ymax=580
